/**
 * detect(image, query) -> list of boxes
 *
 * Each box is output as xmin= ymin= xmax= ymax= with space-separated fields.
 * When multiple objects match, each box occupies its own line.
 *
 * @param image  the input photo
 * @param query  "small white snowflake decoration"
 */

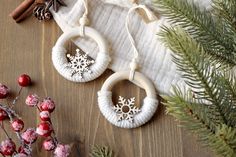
xmin=67 ymin=49 xmax=95 ymax=78
xmin=113 ymin=96 xmax=141 ymax=123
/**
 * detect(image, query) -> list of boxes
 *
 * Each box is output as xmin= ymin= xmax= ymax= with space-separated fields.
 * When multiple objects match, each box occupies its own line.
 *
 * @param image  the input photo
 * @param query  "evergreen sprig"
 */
xmin=159 ymin=27 xmax=236 ymax=127
xmin=90 ymin=145 xmax=113 ymax=157
xmin=154 ymin=0 xmax=236 ymax=67
xmin=212 ymin=0 xmax=236 ymax=25
xmin=153 ymin=0 xmax=236 ymax=156
xmin=163 ymin=88 xmax=236 ymax=157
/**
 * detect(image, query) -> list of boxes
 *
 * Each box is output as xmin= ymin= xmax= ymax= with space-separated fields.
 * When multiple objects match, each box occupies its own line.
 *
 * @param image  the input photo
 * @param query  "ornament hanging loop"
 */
xmin=79 ymin=0 xmax=90 ymax=36
xmin=126 ymin=4 xmax=157 ymax=81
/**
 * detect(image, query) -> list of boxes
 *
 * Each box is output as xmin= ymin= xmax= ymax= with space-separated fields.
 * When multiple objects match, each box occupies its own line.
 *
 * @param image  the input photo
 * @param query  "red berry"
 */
xmin=18 ymin=146 xmax=29 ymax=155
xmin=0 ymin=109 xmax=8 ymax=121
xmin=25 ymin=94 xmax=39 ymax=107
xmin=54 ymin=144 xmax=71 ymax=157
xmin=11 ymin=119 xmax=24 ymax=132
xmin=18 ymin=74 xmax=31 ymax=87
xmin=21 ymin=128 xmax=38 ymax=144
xmin=36 ymin=121 xmax=53 ymax=137
xmin=40 ymin=97 xmax=55 ymax=113
xmin=39 ymin=111 xmax=50 ymax=121
xmin=13 ymin=153 xmax=28 ymax=157
xmin=0 ymin=84 xmax=9 ymax=99
xmin=0 ymin=139 xmax=16 ymax=156
xmin=43 ymin=138 xmax=56 ymax=151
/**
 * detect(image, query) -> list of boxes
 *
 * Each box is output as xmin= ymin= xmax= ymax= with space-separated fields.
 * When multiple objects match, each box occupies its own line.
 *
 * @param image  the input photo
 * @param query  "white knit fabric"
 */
xmin=51 ymin=0 xmax=212 ymax=95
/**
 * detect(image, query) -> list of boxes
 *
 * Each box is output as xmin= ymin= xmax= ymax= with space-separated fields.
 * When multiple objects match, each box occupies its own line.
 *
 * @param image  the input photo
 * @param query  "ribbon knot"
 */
xmin=79 ymin=0 xmax=90 ymax=36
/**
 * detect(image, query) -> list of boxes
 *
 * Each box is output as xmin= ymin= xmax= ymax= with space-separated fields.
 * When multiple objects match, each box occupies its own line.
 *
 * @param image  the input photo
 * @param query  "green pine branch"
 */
xmin=90 ymin=146 xmax=113 ymax=157
xmin=158 ymin=26 xmax=236 ymax=156
xmin=216 ymin=73 xmax=236 ymax=127
xmin=153 ymin=0 xmax=236 ymax=156
xmin=159 ymin=26 xmax=235 ymax=125
xmin=163 ymin=87 xmax=236 ymax=157
xmin=212 ymin=0 xmax=236 ymax=26
xmin=153 ymin=0 xmax=236 ymax=66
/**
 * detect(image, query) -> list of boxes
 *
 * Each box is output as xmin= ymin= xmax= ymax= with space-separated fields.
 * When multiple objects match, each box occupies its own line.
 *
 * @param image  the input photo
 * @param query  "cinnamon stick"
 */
xmin=9 ymin=0 xmax=35 ymax=20
xmin=15 ymin=2 xmax=37 ymax=23
xmin=36 ymin=0 xmax=46 ymax=3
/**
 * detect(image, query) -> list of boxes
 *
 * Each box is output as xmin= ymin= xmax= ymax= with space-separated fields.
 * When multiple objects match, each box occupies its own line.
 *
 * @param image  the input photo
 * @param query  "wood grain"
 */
xmin=0 ymin=1 xmax=214 ymax=157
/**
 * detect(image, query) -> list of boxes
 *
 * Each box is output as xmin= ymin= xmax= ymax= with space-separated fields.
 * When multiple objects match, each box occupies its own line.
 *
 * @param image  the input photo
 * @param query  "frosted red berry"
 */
xmin=18 ymin=74 xmax=31 ymax=87
xmin=36 ymin=121 xmax=53 ymax=137
xmin=0 ymin=109 xmax=8 ymax=121
xmin=11 ymin=119 xmax=24 ymax=132
xmin=13 ymin=153 xmax=28 ymax=157
xmin=18 ymin=146 xmax=29 ymax=155
xmin=0 ymin=84 xmax=9 ymax=99
xmin=43 ymin=138 xmax=56 ymax=151
xmin=25 ymin=94 xmax=39 ymax=107
xmin=40 ymin=97 xmax=55 ymax=113
xmin=0 ymin=139 xmax=16 ymax=156
xmin=21 ymin=128 xmax=38 ymax=144
xmin=54 ymin=144 xmax=70 ymax=157
xmin=39 ymin=111 xmax=50 ymax=121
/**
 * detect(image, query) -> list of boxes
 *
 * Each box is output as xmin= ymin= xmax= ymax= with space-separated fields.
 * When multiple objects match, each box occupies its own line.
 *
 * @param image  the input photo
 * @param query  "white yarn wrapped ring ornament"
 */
xmin=52 ymin=0 xmax=110 ymax=82
xmin=52 ymin=27 xmax=110 ymax=82
xmin=98 ymin=71 xmax=158 ymax=128
xmin=97 ymin=4 xmax=159 ymax=128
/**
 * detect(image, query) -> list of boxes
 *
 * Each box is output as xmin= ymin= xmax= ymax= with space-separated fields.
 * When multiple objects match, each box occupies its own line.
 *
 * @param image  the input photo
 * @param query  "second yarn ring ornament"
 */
xmin=52 ymin=0 xmax=111 ymax=82
xmin=98 ymin=5 xmax=159 ymax=129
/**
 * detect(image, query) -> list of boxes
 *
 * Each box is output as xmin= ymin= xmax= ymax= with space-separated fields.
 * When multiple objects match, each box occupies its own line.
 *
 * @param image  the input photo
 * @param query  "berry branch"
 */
xmin=0 ymin=74 xmax=70 ymax=157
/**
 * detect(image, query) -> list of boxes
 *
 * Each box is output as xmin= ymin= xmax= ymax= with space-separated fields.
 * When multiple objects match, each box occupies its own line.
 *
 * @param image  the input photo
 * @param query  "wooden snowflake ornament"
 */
xmin=113 ymin=96 xmax=140 ymax=123
xmin=52 ymin=0 xmax=111 ymax=83
xmin=67 ymin=49 xmax=95 ymax=78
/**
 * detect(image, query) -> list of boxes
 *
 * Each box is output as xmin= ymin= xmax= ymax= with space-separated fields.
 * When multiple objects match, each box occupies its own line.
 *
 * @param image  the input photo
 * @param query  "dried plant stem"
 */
xmin=0 ymin=121 xmax=18 ymax=154
xmin=12 ymin=87 xmax=23 ymax=107
xmin=0 ymin=121 xmax=11 ymax=139
xmin=36 ymin=104 xmax=41 ymax=112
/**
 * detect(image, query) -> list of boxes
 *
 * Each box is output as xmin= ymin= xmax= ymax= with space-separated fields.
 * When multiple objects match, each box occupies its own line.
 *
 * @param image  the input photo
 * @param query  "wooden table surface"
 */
xmin=0 ymin=1 xmax=214 ymax=157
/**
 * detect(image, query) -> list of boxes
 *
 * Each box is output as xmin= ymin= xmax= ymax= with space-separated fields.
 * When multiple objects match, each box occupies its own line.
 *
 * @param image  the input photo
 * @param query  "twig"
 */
xmin=0 ymin=121 xmax=10 ymax=139
xmin=12 ymin=87 xmax=23 ymax=107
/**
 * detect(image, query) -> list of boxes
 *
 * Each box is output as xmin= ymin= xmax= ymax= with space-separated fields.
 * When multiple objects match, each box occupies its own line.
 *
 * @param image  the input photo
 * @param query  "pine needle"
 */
xmin=154 ymin=0 xmax=236 ymax=67
xmin=90 ymin=145 xmax=113 ymax=157
xmin=153 ymin=0 xmax=236 ymax=156
xmin=163 ymin=88 xmax=236 ymax=156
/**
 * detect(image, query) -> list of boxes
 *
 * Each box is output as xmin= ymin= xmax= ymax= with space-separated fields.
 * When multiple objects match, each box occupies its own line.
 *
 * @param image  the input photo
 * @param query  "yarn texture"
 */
xmin=98 ymin=91 xmax=158 ymax=128
xmin=52 ymin=27 xmax=111 ymax=82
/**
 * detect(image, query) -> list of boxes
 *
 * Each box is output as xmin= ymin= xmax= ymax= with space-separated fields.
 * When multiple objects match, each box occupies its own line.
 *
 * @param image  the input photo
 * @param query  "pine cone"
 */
xmin=33 ymin=4 xmax=52 ymax=21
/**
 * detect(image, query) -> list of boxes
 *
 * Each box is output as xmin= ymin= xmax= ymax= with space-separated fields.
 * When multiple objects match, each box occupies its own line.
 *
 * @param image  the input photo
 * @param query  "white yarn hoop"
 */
xmin=97 ymin=4 xmax=159 ymax=128
xmin=52 ymin=26 xmax=111 ymax=82
xmin=98 ymin=71 xmax=159 ymax=128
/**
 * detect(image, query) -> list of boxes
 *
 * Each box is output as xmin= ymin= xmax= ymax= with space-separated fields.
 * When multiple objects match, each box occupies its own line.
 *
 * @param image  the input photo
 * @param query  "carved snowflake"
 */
xmin=113 ymin=96 xmax=141 ymax=123
xmin=67 ymin=49 xmax=95 ymax=78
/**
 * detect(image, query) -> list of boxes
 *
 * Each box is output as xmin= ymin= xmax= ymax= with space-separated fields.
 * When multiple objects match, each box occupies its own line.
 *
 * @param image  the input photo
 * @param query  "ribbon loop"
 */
xmin=126 ymin=4 xmax=154 ymax=81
